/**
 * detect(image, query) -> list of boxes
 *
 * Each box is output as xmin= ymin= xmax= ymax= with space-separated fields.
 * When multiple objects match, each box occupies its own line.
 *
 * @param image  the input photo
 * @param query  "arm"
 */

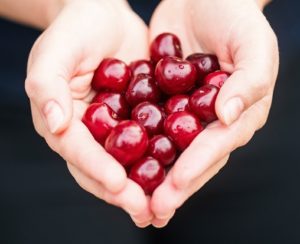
xmin=0 ymin=0 xmax=64 ymax=28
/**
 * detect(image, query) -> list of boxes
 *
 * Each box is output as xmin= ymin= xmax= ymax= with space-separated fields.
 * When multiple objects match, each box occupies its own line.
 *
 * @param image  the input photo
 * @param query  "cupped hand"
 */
xmin=25 ymin=0 xmax=152 ymax=227
xmin=149 ymin=0 xmax=279 ymax=227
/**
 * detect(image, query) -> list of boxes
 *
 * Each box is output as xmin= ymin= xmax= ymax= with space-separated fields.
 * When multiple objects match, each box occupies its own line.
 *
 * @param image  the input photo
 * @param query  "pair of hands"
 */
xmin=25 ymin=0 xmax=279 ymax=228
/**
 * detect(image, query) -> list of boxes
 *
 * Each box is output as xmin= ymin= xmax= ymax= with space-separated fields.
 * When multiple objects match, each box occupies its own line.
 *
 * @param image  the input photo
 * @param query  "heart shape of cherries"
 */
xmin=82 ymin=33 xmax=230 ymax=195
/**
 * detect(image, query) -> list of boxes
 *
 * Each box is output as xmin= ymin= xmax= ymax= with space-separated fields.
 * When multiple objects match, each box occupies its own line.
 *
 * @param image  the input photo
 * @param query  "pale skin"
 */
xmin=0 ymin=0 xmax=278 ymax=228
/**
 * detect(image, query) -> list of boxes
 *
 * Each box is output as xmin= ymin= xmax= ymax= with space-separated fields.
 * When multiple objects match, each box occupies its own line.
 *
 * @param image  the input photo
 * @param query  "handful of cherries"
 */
xmin=82 ymin=33 xmax=230 ymax=195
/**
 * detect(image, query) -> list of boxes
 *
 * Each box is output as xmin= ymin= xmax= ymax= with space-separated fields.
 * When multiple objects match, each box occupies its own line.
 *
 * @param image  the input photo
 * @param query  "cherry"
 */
xmin=91 ymin=58 xmax=131 ymax=93
xmin=129 ymin=156 xmax=165 ymax=195
xmin=92 ymin=92 xmax=130 ymax=119
xmin=186 ymin=53 xmax=220 ymax=84
xmin=105 ymin=120 xmax=148 ymax=167
xmin=131 ymin=102 xmax=164 ymax=136
xmin=148 ymin=135 xmax=177 ymax=166
xmin=164 ymin=111 xmax=203 ymax=150
xmin=150 ymin=33 xmax=183 ymax=64
xmin=82 ymin=103 xmax=119 ymax=145
xmin=155 ymin=56 xmax=197 ymax=95
xmin=165 ymin=94 xmax=190 ymax=114
xmin=203 ymin=70 xmax=230 ymax=88
xmin=189 ymin=85 xmax=219 ymax=123
xmin=125 ymin=74 xmax=161 ymax=107
xmin=130 ymin=60 xmax=154 ymax=77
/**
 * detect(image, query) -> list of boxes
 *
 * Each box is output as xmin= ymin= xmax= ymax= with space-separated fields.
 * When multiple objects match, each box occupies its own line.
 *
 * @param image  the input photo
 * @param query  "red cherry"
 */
xmin=164 ymin=111 xmax=203 ymax=150
xmin=125 ymin=74 xmax=161 ymax=107
xmin=91 ymin=58 xmax=131 ymax=93
xmin=155 ymin=57 xmax=197 ymax=95
xmin=165 ymin=94 xmax=190 ymax=114
xmin=186 ymin=53 xmax=220 ymax=84
xmin=148 ymin=135 xmax=177 ymax=166
xmin=129 ymin=156 xmax=165 ymax=195
xmin=105 ymin=120 xmax=148 ymax=167
xmin=129 ymin=60 xmax=154 ymax=77
xmin=131 ymin=102 xmax=164 ymax=136
xmin=150 ymin=33 xmax=183 ymax=64
xmin=203 ymin=71 xmax=230 ymax=88
xmin=92 ymin=92 xmax=130 ymax=119
xmin=189 ymin=85 xmax=219 ymax=123
xmin=82 ymin=103 xmax=119 ymax=145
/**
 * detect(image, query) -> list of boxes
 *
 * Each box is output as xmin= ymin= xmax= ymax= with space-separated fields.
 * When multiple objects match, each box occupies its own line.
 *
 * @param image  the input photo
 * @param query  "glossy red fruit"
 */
xmin=82 ymin=103 xmax=119 ymax=145
xmin=125 ymin=74 xmax=161 ymax=107
xmin=131 ymin=102 xmax=164 ymax=136
xmin=186 ymin=53 xmax=220 ymax=84
xmin=92 ymin=92 xmax=130 ymax=119
xmin=189 ymin=85 xmax=219 ymax=123
xmin=164 ymin=111 xmax=203 ymax=150
xmin=155 ymin=57 xmax=197 ymax=95
xmin=150 ymin=33 xmax=183 ymax=64
xmin=203 ymin=70 xmax=230 ymax=88
xmin=91 ymin=58 xmax=131 ymax=93
xmin=105 ymin=120 xmax=148 ymax=167
xmin=130 ymin=60 xmax=154 ymax=77
xmin=165 ymin=94 xmax=190 ymax=114
xmin=129 ymin=156 xmax=165 ymax=195
xmin=148 ymin=135 xmax=177 ymax=166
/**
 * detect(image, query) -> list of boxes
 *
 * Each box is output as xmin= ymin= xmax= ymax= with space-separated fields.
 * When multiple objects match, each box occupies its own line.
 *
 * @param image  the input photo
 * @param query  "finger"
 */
xmin=151 ymin=156 xmax=229 ymax=219
xmin=171 ymin=92 xmax=272 ymax=191
xmin=151 ymin=210 xmax=175 ymax=228
xmin=67 ymin=163 xmax=153 ymax=225
xmin=216 ymin=17 xmax=279 ymax=125
xmin=31 ymin=99 xmax=127 ymax=193
xmin=25 ymin=1 xmax=125 ymax=134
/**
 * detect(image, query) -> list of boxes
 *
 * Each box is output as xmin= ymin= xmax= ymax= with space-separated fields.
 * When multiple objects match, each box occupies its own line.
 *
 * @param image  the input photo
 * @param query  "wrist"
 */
xmin=255 ymin=0 xmax=271 ymax=10
xmin=45 ymin=0 xmax=129 ymax=27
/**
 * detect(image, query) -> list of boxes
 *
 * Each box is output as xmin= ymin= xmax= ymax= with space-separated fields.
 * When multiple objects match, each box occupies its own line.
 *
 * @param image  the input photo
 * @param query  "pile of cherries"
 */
xmin=82 ymin=33 xmax=230 ymax=195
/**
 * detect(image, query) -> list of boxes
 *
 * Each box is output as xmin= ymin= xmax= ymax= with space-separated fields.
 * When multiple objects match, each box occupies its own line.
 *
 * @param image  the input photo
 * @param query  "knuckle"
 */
xmin=25 ymin=76 xmax=42 ymax=98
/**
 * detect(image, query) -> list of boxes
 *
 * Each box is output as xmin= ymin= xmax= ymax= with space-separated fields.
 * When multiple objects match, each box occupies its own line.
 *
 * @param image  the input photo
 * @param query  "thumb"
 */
xmin=216 ymin=24 xmax=278 ymax=125
xmin=25 ymin=38 xmax=73 ymax=134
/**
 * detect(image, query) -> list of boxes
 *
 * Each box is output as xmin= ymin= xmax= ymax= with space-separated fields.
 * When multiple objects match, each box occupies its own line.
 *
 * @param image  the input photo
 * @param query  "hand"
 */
xmin=25 ymin=0 xmax=152 ymax=227
xmin=149 ymin=0 xmax=279 ymax=227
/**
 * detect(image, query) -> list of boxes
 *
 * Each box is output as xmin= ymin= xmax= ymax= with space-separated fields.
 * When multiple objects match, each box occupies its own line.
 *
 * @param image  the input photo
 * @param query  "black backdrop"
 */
xmin=0 ymin=1 xmax=299 ymax=243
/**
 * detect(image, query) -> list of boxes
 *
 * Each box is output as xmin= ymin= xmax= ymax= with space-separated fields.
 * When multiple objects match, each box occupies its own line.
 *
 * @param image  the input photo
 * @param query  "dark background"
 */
xmin=0 ymin=1 xmax=299 ymax=243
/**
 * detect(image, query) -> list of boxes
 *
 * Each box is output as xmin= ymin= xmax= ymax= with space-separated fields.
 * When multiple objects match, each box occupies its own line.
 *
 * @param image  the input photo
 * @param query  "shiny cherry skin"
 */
xmin=155 ymin=56 xmax=197 ymax=95
xmin=131 ymin=102 xmax=164 ymax=136
xmin=91 ymin=58 xmax=131 ymax=93
xmin=165 ymin=94 xmax=190 ymax=114
xmin=129 ymin=156 xmax=165 ymax=195
xmin=186 ymin=53 xmax=220 ymax=84
xmin=189 ymin=85 xmax=219 ymax=123
xmin=92 ymin=92 xmax=130 ymax=119
xmin=164 ymin=111 xmax=203 ymax=151
xmin=129 ymin=60 xmax=154 ymax=77
xmin=148 ymin=135 xmax=177 ymax=166
xmin=82 ymin=103 xmax=119 ymax=145
xmin=105 ymin=120 xmax=148 ymax=167
xmin=150 ymin=33 xmax=183 ymax=64
xmin=203 ymin=70 xmax=230 ymax=88
xmin=125 ymin=74 xmax=161 ymax=107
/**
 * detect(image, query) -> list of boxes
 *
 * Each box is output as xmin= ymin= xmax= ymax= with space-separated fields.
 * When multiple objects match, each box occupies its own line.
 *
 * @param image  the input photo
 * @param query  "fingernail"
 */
xmin=223 ymin=97 xmax=244 ymax=125
xmin=43 ymin=100 xmax=64 ymax=133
